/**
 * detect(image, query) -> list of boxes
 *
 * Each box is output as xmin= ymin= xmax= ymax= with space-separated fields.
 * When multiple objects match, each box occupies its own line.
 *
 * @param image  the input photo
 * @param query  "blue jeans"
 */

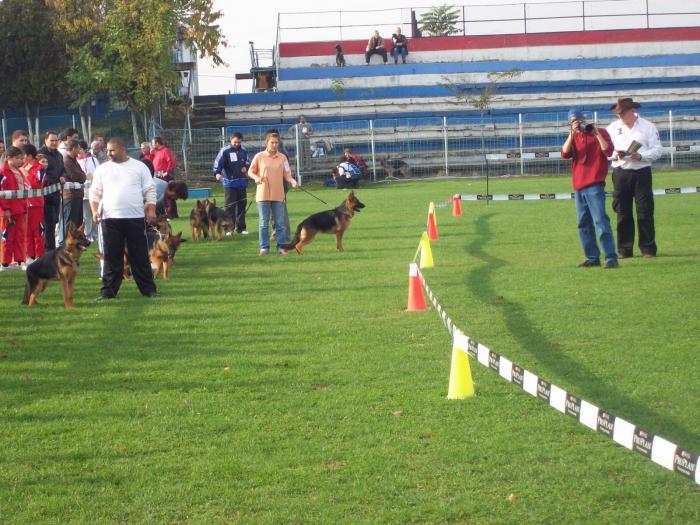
xmin=257 ymin=201 xmax=287 ymax=251
xmin=575 ymin=183 xmax=617 ymax=262
xmin=392 ymin=46 xmax=407 ymax=63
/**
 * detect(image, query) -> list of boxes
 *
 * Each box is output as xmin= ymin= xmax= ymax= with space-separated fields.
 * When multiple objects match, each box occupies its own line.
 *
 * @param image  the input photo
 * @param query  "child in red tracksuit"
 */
xmin=0 ymin=146 xmax=28 ymax=270
xmin=21 ymin=147 xmax=47 ymax=262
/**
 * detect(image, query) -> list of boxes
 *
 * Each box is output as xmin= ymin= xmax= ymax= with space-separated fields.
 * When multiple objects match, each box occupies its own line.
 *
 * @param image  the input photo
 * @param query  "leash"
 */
xmin=296 ymin=185 xmax=328 ymax=205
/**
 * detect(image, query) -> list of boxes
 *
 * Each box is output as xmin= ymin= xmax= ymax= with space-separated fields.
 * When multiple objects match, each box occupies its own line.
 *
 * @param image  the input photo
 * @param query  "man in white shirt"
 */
xmin=89 ymin=137 xmax=158 ymax=300
xmin=606 ymin=98 xmax=663 ymax=258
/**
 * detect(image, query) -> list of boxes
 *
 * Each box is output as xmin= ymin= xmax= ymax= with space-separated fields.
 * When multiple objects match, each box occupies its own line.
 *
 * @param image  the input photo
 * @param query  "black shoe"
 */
xmin=145 ymin=292 xmax=160 ymax=298
xmin=577 ymin=259 xmax=601 ymax=268
xmin=604 ymin=259 xmax=619 ymax=269
xmin=618 ymin=251 xmax=633 ymax=259
xmin=642 ymin=252 xmax=656 ymax=258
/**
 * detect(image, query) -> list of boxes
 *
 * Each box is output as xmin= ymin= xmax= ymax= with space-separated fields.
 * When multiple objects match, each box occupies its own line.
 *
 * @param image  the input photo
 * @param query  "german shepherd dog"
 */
xmin=335 ymin=44 xmax=346 ymax=67
xmin=282 ymin=191 xmax=365 ymax=255
xmin=189 ymin=200 xmax=209 ymax=241
xmin=148 ymin=231 xmax=185 ymax=280
xmin=23 ymin=223 xmax=91 ymax=308
xmin=205 ymin=198 xmax=234 ymax=241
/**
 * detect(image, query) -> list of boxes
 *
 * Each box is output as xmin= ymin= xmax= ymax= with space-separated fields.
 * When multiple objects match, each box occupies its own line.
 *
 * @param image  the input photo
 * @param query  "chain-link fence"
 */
xmin=163 ymin=109 xmax=700 ymax=185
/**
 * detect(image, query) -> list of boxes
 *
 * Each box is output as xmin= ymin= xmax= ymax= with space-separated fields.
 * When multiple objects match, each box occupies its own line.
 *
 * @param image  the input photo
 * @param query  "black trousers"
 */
xmin=224 ymin=186 xmax=247 ymax=233
xmin=365 ymin=48 xmax=387 ymax=63
xmin=100 ymin=218 xmax=157 ymax=298
xmin=44 ymin=195 xmax=60 ymax=250
xmin=611 ymin=167 xmax=657 ymax=256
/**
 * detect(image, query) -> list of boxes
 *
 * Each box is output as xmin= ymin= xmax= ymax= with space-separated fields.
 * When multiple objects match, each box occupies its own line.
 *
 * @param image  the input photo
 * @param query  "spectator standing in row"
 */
xmin=152 ymin=136 xmax=178 ymax=218
xmin=391 ymin=27 xmax=408 ymax=64
xmin=0 ymin=147 xmax=28 ymax=271
xmin=248 ymin=132 xmax=298 ymax=255
xmin=607 ymin=97 xmax=663 ymax=258
xmin=561 ymin=108 xmax=617 ymax=269
xmin=20 ymin=145 xmax=46 ymax=263
xmin=58 ymin=128 xmax=79 ymax=159
xmin=213 ymin=132 xmax=250 ymax=234
xmin=38 ymin=131 xmax=65 ymax=251
xmin=59 ymin=139 xmax=86 ymax=245
xmin=93 ymin=134 xmax=108 ymax=163
xmin=78 ymin=140 xmax=100 ymax=241
xmin=90 ymin=137 xmax=158 ymax=300
xmin=11 ymin=130 xmax=30 ymax=148
xmin=0 ymin=139 xmax=5 ymax=165
xmin=365 ymin=30 xmax=388 ymax=64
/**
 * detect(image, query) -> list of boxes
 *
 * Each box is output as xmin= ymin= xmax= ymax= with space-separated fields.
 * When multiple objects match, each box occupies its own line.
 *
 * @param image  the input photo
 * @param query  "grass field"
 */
xmin=1 ymin=170 xmax=699 ymax=524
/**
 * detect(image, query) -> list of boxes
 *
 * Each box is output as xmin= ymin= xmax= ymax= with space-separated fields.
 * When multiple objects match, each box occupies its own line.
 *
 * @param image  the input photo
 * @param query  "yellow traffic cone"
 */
xmin=419 ymin=232 xmax=434 ymax=269
xmin=447 ymin=331 xmax=475 ymax=399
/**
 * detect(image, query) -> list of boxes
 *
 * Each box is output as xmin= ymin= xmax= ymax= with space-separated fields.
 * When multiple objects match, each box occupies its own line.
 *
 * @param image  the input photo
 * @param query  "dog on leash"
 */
xmin=22 ymin=223 xmax=91 ymax=308
xmin=148 ymin=231 xmax=185 ymax=280
xmin=282 ymin=191 xmax=365 ymax=255
xmin=189 ymin=200 xmax=209 ymax=241
xmin=205 ymin=199 xmax=234 ymax=241
xmin=335 ymin=44 xmax=346 ymax=67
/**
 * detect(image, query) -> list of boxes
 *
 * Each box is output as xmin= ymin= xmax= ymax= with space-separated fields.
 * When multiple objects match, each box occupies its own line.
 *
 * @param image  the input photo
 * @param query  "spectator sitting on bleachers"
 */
xmin=365 ymin=30 xmax=388 ymax=65
xmin=391 ymin=27 xmax=408 ymax=64
xmin=339 ymin=147 xmax=368 ymax=175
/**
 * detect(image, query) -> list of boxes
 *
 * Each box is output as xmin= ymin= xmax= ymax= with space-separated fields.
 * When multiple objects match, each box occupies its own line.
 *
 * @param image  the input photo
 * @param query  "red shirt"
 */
xmin=152 ymin=146 xmax=176 ymax=175
xmin=561 ymin=128 xmax=613 ymax=191
xmin=0 ymin=162 xmax=28 ymax=215
xmin=22 ymin=160 xmax=45 ymax=208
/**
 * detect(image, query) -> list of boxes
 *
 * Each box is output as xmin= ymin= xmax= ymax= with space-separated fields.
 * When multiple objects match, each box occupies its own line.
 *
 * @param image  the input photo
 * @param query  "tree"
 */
xmin=0 ymin=0 xmax=68 ymax=142
xmin=419 ymin=5 xmax=460 ymax=37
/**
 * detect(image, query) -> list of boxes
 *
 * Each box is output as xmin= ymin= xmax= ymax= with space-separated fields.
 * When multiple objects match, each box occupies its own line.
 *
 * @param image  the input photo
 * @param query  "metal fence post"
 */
xmin=669 ymin=110 xmax=674 ymax=168
xmin=443 ymin=116 xmax=449 ymax=176
xmin=295 ymin=123 xmax=302 ymax=185
xmin=518 ymin=113 xmax=524 ymax=176
xmin=370 ymin=120 xmax=377 ymax=182
xmin=1 ymin=113 xmax=6 ymax=146
xmin=221 ymin=127 xmax=226 ymax=148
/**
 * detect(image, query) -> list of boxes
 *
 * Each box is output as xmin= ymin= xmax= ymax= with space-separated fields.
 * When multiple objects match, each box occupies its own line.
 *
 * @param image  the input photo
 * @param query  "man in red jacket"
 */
xmin=0 ymin=147 xmax=28 ymax=271
xmin=561 ymin=108 xmax=618 ymax=269
xmin=151 ymin=136 xmax=178 ymax=218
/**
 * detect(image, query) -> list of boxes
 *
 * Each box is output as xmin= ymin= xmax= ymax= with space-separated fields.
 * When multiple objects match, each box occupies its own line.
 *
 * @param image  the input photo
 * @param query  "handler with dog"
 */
xmin=90 ymin=137 xmax=159 ymax=300
xmin=248 ymin=132 xmax=298 ymax=256
xmin=213 ymin=131 xmax=250 ymax=235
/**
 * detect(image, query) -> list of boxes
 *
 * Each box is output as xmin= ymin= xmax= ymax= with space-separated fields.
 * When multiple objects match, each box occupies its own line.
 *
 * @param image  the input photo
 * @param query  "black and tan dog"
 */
xmin=282 ymin=191 xmax=365 ymax=255
xmin=22 ymin=223 xmax=91 ymax=308
xmin=205 ymin=198 xmax=234 ymax=241
xmin=189 ymin=200 xmax=209 ymax=241
xmin=149 ymin=231 xmax=185 ymax=280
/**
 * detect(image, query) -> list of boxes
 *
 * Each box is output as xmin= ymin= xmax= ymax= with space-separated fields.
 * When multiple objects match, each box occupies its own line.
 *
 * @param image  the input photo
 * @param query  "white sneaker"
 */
xmin=20 ymin=262 xmax=27 ymax=271
xmin=26 ymin=257 xmax=35 ymax=265
xmin=1 ymin=264 xmax=18 ymax=272
xmin=241 ymin=230 xmax=249 ymax=235
xmin=225 ymin=231 xmax=233 ymax=237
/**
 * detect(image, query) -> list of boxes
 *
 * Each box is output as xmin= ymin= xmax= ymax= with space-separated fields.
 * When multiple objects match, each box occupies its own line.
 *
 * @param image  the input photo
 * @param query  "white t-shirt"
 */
xmin=89 ymin=158 xmax=156 ymax=219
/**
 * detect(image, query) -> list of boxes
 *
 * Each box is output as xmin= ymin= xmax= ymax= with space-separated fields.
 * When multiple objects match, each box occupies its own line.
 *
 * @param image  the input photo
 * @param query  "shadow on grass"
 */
xmin=465 ymin=213 xmax=700 ymax=449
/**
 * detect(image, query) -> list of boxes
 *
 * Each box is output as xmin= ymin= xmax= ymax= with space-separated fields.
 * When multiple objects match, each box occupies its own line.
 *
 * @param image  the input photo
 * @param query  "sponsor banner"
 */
xmin=456 ymin=187 xmax=699 ymax=203
xmin=413 ymin=265 xmax=700 ymax=484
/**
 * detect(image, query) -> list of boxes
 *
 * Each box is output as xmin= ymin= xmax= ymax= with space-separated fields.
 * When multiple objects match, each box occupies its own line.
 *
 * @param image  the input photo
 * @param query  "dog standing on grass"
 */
xmin=282 ymin=191 xmax=365 ymax=255
xmin=22 ymin=223 xmax=91 ymax=308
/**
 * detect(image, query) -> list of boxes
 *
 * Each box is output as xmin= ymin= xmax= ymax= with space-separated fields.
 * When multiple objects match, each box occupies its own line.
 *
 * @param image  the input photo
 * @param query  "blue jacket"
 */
xmin=213 ymin=144 xmax=251 ymax=189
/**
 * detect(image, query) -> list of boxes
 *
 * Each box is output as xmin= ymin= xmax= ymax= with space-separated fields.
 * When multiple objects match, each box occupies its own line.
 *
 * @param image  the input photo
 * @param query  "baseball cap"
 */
xmin=568 ymin=108 xmax=584 ymax=122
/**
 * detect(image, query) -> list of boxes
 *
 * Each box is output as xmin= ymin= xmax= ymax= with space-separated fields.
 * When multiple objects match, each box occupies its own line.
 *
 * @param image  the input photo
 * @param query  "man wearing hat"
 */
xmin=561 ymin=108 xmax=617 ymax=268
xmin=606 ymin=98 xmax=663 ymax=258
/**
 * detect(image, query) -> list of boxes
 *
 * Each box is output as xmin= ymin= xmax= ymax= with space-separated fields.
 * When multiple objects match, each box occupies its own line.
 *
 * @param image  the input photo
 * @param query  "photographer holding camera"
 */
xmin=561 ymin=108 xmax=618 ymax=269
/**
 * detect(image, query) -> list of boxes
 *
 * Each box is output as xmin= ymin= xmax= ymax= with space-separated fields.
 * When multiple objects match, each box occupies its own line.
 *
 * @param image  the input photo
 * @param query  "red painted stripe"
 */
xmin=279 ymin=27 xmax=700 ymax=58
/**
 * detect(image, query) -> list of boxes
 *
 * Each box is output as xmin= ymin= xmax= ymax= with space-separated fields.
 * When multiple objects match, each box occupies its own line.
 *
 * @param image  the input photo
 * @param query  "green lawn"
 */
xmin=1 ymin=170 xmax=699 ymax=524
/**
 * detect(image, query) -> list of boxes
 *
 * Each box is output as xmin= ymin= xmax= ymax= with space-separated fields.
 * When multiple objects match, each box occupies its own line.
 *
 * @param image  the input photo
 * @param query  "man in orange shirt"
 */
xmin=248 ymin=132 xmax=298 ymax=255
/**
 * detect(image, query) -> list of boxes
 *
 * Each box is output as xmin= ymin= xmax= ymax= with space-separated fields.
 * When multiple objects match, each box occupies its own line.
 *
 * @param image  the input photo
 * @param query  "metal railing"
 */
xmin=276 ymin=0 xmax=699 ymax=43
xmin=162 ymin=109 xmax=700 ymax=184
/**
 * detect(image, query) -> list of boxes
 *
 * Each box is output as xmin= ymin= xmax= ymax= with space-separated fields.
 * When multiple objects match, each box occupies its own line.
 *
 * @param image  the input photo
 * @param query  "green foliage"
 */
xmin=442 ymin=69 xmax=522 ymax=112
xmin=1 ymin=173 xmax=699 ymax=522
xmin=419 ymin=4 xmax=461 ymax=37
xmin=0 ymin=0 xmax=67 ymax=117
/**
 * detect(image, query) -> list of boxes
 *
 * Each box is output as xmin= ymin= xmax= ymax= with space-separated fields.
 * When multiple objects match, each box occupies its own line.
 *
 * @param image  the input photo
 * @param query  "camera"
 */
xmin=578 ymin=122 xmax=595 ymax=133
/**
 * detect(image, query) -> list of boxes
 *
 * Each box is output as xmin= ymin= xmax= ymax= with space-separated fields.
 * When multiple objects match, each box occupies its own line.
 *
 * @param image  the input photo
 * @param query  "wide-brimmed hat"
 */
xmin=610 ymin=97 xmax=641 ymax=114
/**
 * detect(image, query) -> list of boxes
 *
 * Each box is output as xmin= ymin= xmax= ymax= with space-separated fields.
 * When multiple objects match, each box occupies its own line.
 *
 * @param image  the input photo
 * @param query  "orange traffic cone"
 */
xmin=452 ymin=195 xmax=462 ymax=217
xmin=406 ymin=262 xmax=427 ymax=311
xmin=427 ymin=204 xmax=439 ymax=241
